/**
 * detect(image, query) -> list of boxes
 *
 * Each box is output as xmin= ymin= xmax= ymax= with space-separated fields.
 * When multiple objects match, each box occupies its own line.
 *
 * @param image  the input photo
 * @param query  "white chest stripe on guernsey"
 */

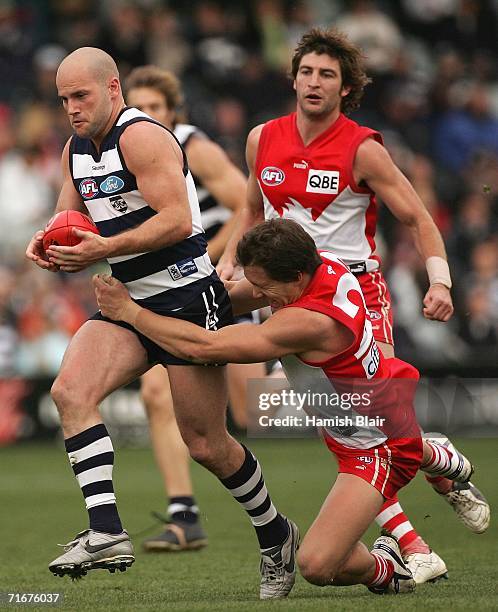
xmin=185 ymin=171 xmax=205 ymax=235
xmin=124 ymin=253 xmax=214 ymax=300
xmin=262 ymin=185 xmax=378 ymax=267
xmin=73 ymin=148 xmax=123 ymax=179
xmin=85 ymin=190 xmax=149 ymax=223
xmin=201 ymin=206 xmax=232 ymax=229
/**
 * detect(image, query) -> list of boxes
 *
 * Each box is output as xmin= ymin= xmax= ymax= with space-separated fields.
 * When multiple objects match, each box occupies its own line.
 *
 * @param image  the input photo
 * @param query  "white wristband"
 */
xmin=426 ymin=256 xmax=452 ymax=289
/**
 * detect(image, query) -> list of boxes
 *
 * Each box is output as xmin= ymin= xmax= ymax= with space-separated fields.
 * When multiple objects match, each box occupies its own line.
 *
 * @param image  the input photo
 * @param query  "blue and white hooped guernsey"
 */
xmin=69 ymin=107 xmax=215 ymax=312
xmin=173 ymin=124 xmax=232 ymax=242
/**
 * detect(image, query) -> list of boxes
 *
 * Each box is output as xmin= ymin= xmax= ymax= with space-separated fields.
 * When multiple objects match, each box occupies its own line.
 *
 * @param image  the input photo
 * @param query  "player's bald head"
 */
xmin=57 ymin=47 xmax=119 ymax=85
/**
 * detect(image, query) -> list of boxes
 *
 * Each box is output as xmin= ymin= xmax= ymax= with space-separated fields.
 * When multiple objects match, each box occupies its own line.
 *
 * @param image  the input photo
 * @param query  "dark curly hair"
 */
xmin=291 ymin=28 xmax=371 ymax=115
xmin=236 ymin=219 xmax=322 ymax=282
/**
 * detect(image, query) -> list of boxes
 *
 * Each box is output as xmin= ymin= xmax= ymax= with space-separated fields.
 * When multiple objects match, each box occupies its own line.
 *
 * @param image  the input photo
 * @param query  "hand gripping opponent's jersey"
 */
xmin=255 ymin=113 xmax=383 ymax=275
xmin=281 ymin=252 xmax=420 ymax=449
xmin=69 ymin=107 xmax=215 ymax=312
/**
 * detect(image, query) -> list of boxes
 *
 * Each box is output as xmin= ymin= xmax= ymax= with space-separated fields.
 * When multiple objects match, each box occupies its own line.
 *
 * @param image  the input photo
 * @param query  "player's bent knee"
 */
xmin=51 ymin=376 xmax=78 ymax=412
xmin=185 ymin=436 xmax=226 ymax=469
xmin=141 ymin=387 xmax=174 ymax=418
xmin=51 ymin=375 xmax=97 ymax=416
xmin=185 ymin=437 xmax=213 ymax=466
xmin=297 ymin=549 xmax=335 ymax=586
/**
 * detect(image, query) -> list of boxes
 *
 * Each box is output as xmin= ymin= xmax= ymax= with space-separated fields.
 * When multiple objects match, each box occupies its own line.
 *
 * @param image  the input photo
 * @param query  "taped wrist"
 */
xmin=426 ymin=256 xmax=452 ymax=289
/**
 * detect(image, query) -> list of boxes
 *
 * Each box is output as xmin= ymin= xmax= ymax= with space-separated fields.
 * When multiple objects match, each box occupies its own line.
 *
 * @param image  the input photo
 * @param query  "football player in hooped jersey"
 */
xmin=124 ymin=65 xmax=265 ymax=552
xmin=217 ymin=28 xmax=489 ymax=583
xmin=94 ymin=219 xmax=487 ymax=596
xmin=25 ymin=48 xmax=299 ymax=598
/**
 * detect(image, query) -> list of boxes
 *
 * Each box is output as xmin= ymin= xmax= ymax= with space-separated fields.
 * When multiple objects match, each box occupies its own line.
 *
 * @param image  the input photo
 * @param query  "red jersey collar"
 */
xmin=292 ymin=112 xmax=347 ymax=149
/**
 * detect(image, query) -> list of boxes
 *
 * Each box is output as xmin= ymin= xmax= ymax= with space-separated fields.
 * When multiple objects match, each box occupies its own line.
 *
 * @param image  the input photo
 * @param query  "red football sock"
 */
xmin=425 ymin=474 xmax=453 ymax=494
xmin=375 ymin=497 xmax=430 ymax=555
xmin=367 ymin=553 xmax=394 ymax=589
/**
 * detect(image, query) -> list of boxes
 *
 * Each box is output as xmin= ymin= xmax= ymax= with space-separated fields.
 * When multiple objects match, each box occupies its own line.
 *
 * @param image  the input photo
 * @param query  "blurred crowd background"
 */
xmin=0 ymin=0 xmax=497 ymax=380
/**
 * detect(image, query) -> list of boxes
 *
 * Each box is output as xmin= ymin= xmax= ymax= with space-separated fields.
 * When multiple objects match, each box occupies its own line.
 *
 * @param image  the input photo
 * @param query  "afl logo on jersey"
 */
xmin=100 ymin=175 xmax=124 ymax=194
xmin=79 ymin=178 xmax=99 ymax=199
xmin=261 ymin=166 xmax=285 ymax=186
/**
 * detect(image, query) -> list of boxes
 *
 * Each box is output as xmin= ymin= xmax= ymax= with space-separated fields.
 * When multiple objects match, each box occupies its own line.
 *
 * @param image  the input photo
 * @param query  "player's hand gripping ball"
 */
xmin=42 ymin=211 xmax=100 ymax=251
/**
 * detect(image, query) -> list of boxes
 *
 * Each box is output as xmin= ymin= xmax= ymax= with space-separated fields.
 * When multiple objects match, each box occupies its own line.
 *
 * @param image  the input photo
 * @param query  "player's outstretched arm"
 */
xmin=217 ymin=125 xmax=265 ymax=280
xmin=93 ymin=274 xmax=331 ymax=364
xmin=354 ymin=138 xmax=454 ymax=322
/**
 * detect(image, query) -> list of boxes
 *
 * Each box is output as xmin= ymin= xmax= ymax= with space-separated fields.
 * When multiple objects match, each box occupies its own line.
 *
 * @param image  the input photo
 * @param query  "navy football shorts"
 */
xmin=90 ymin=278 xmax=233 ymax=366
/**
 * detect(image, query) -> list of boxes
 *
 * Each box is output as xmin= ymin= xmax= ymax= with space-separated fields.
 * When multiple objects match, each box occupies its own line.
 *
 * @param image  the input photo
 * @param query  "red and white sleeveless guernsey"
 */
xmin=280 ymin=252 xmax=421 ymax=452
xmin=255 ymin=112 xmax=383 ymax=274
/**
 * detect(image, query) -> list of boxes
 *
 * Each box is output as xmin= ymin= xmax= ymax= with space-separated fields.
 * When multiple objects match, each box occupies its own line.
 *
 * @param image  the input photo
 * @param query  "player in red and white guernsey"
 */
xmin=94 ymin=219 xmax=487 ymax=596
xmin=218 ymin=28 xmax=490 ymax=583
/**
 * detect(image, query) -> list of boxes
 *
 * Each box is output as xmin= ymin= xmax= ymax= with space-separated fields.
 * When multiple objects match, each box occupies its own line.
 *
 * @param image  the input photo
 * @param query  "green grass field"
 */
xmin=1 ymin=438 xmax=496 ymax=611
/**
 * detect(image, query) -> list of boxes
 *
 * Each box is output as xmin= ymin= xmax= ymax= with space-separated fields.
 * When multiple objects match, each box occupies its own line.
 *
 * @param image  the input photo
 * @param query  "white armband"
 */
xmin=426 ymin=256 xmax=452 ymax=289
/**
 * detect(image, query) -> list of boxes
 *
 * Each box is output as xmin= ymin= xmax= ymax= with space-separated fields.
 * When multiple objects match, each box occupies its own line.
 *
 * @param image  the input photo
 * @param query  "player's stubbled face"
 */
xmin=244 ymin=265 xmax=303 ymax=311
xmin=57 ymin=71 xmax=112 ymax=141
xmin=127 ymin=87 xmax=174 ymax=128
xmin=294 ymin=53 xmax=348 ymax=118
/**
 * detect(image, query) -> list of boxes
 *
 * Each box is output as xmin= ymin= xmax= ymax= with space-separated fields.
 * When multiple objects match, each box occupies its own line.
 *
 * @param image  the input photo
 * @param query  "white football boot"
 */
xmin=441 ymin=481 xmax=491 ymax=533
xmin=404 ymin=550 xmax=448 ymax=584
xmin=49 ymin=529 xmax=134 ymax=579
xmin=259 ymin=518 xmax=300 ymax=600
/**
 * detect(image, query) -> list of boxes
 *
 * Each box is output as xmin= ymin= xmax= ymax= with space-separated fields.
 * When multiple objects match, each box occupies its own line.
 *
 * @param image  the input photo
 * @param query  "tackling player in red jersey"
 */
xmin=217 ymin=27 xmax=489 ymax=583
xmin=94 ymin=219 xmax=489 ymax=596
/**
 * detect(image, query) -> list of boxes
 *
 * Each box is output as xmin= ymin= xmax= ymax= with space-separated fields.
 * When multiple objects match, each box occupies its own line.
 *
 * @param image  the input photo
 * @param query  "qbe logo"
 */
xmin=306 ymin=169 xmax=340 ymax=194
xmin=261 ymin=166 xmax=285 ymax=186
xmin=79 ymin=178 xmax=99 ymax=199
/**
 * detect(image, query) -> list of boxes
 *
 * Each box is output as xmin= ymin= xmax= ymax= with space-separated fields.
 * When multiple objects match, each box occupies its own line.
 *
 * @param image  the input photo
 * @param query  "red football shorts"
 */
xmin=323 ymin=434 xmax=423 ymax=500
xmin=357 ymin=270 xmax=394 ymax=346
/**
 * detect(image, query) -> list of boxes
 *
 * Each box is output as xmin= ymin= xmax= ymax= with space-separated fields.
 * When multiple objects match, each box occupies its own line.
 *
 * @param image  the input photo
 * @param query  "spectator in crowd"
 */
xmin=433 ymin=80 xmax=498 ymax=173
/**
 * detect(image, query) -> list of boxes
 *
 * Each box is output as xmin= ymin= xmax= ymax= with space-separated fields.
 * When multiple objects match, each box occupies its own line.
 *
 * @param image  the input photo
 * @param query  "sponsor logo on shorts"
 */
xmin=306 ymin=169 xmax=339 ymax=194
xmin=261 ymin=166 xmax=285 ymax=186
xmin=168 ymin=258 xmax=198 ymax=281
xmin=109 ymin=195 xmax=128 ymax=213
xmin=355 ymin=465 xmax=367 ymax=471
xmin=368 ymin=310 xmax=382 ymax=321
xmin=79 ymin=178 xmax=99 ymax=199
xmin=100 ymin=175 xmax=124 ymax=194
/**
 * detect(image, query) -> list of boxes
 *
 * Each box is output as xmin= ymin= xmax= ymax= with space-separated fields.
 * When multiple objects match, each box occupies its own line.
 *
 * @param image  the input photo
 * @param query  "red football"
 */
xmin=43 ymin=210 xmax=100 ymax=251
